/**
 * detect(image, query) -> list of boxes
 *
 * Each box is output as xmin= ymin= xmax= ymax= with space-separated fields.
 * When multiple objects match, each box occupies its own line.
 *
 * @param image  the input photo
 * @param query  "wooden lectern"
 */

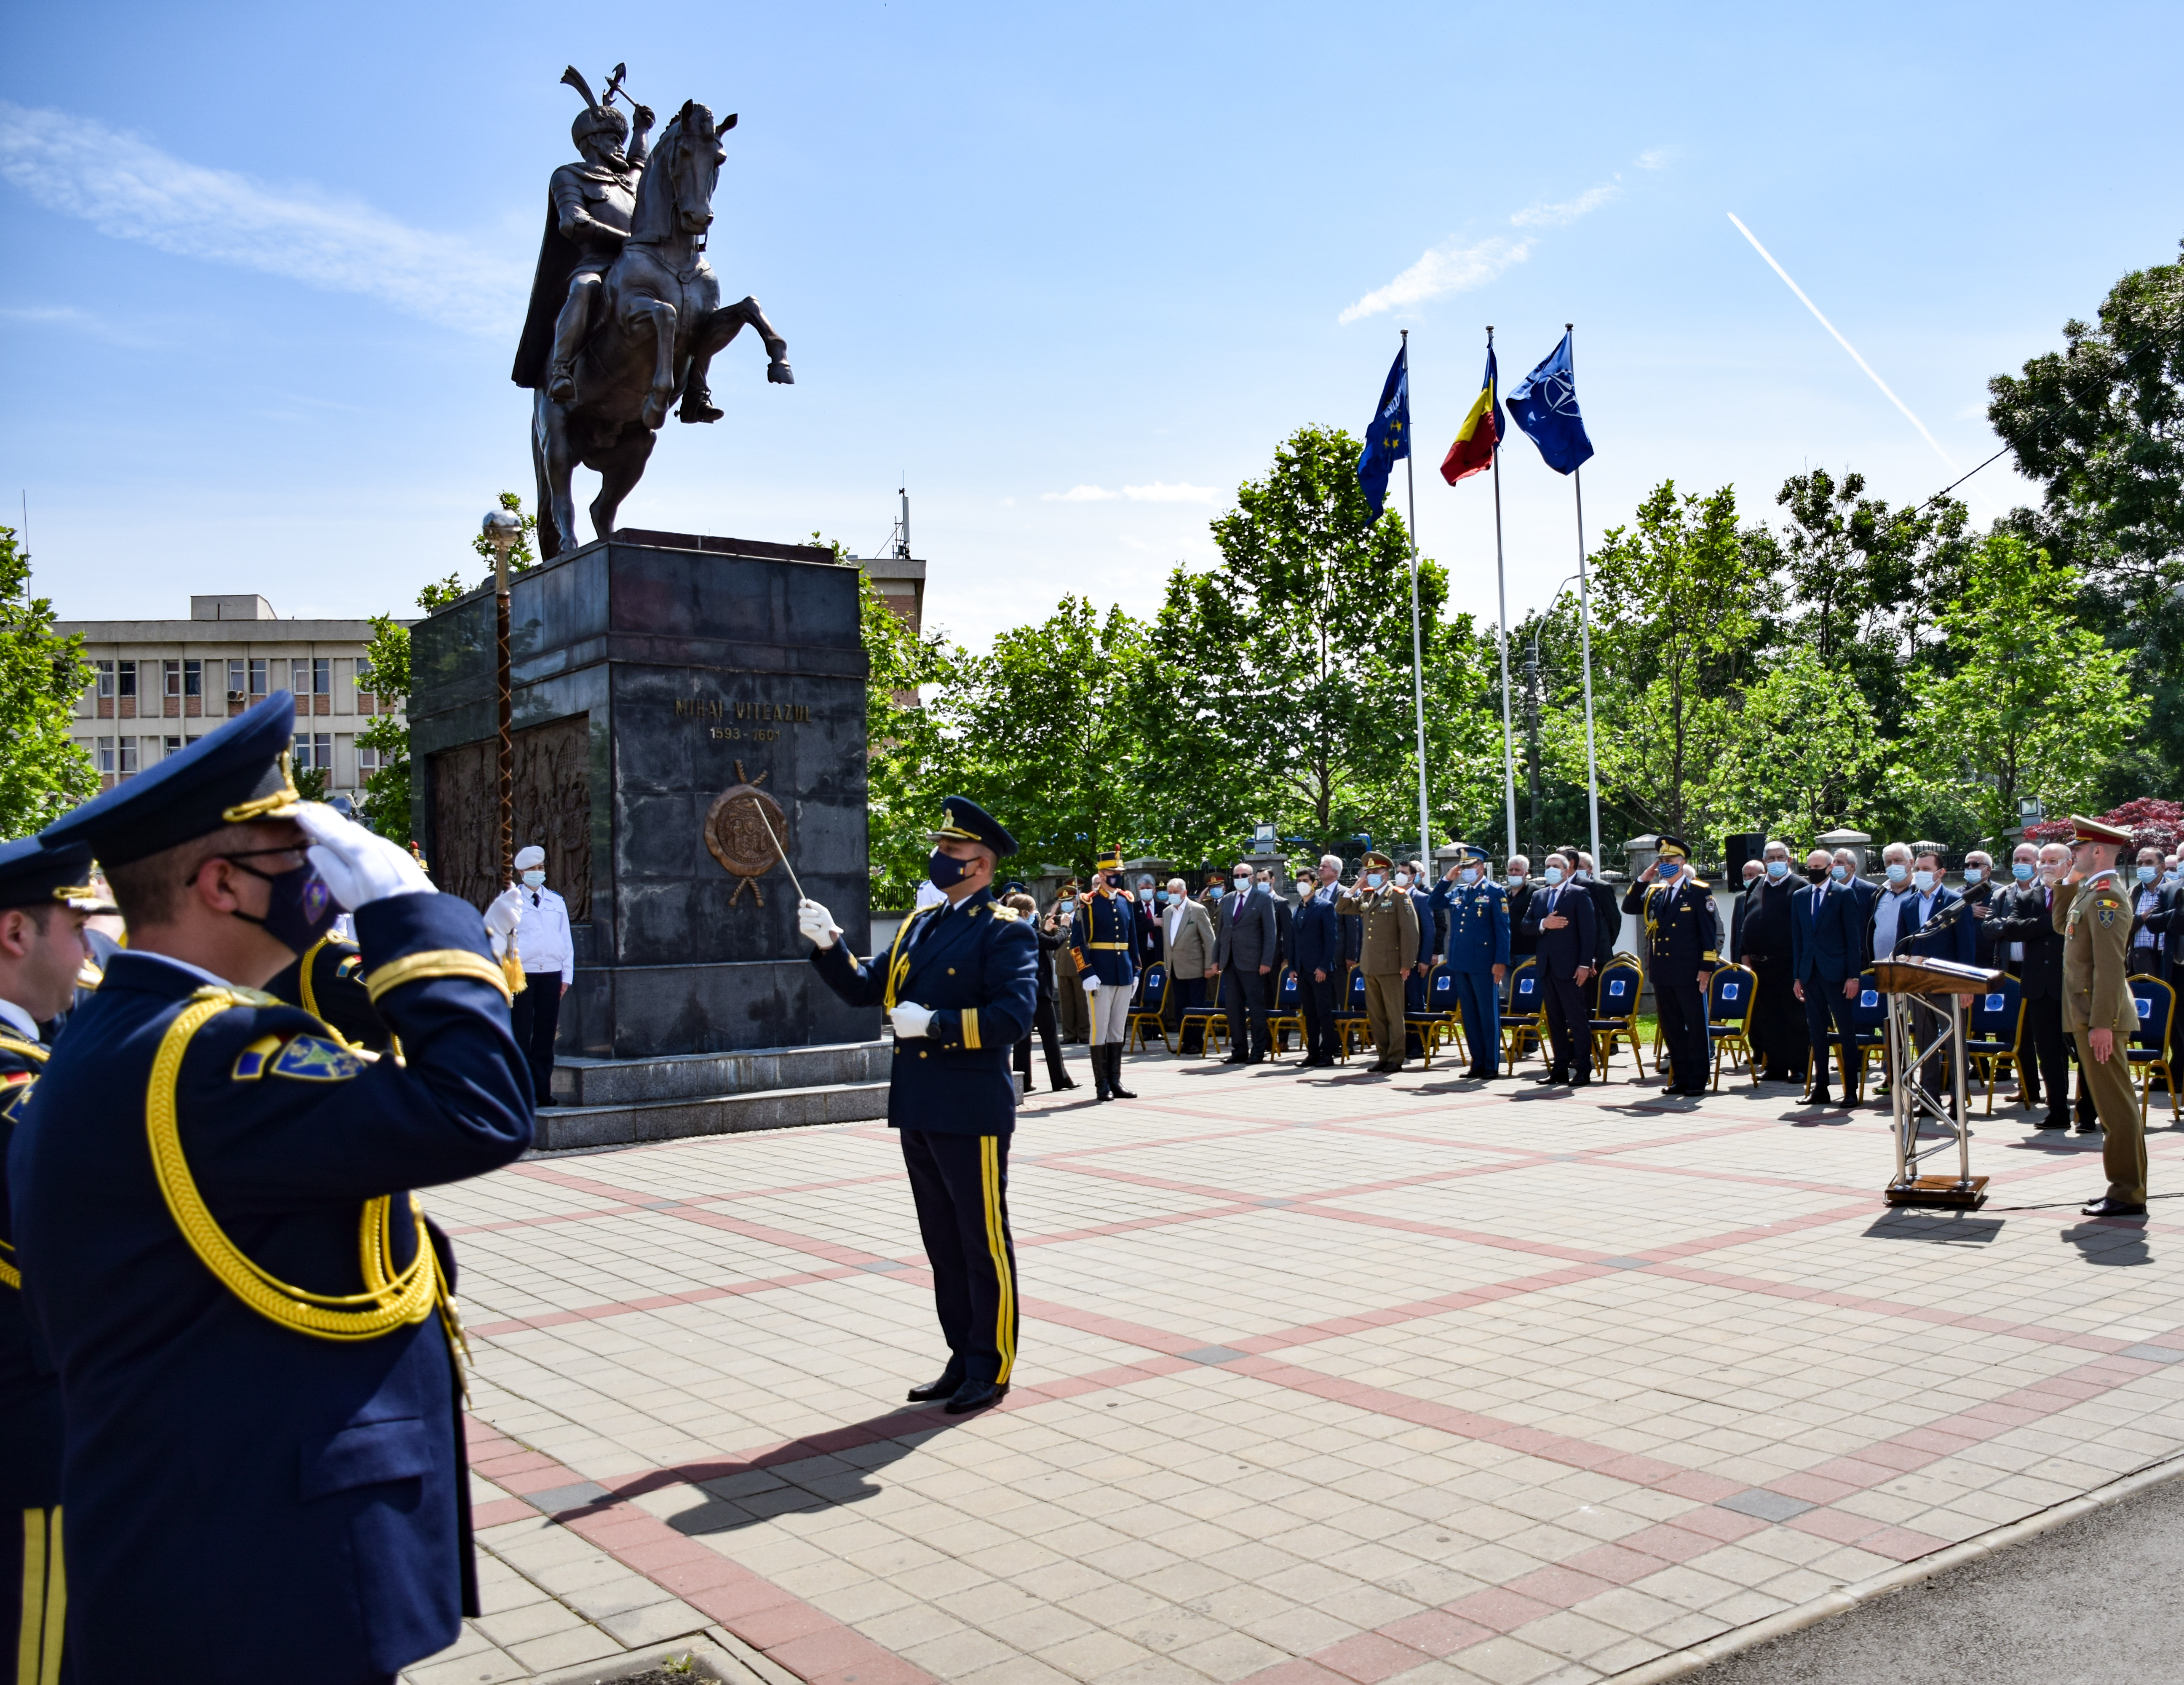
xmin=1874 ymin=954 xmax=2005 ymax=1208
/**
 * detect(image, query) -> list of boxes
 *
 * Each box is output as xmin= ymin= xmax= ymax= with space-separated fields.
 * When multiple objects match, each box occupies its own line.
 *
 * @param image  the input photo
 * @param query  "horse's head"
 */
xmin=662 ymin=100 xmax=727 ymax=236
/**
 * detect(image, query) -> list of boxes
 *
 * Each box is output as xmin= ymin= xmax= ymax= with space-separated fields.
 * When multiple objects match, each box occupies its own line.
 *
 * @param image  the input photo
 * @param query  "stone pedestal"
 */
xmin=407 ymin=528 xmax=878 ymax=1061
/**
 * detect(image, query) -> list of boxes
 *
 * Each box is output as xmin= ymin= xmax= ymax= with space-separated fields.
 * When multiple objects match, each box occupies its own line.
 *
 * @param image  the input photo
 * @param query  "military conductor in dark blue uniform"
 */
xmin=800 ymin=796 xmax=1037 ymax=1415
xmin=11 ymin=692 xmax=533 ymax=1683
xmin=1622 ymin=835 xmax=1721 ymax=1097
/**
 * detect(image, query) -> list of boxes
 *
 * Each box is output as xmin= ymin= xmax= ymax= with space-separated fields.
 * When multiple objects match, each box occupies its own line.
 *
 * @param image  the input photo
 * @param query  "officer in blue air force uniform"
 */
xmin=799 ymin=796 xmax=1037 ymax=1416
xmin=1621 ymin=834 xmax=1720 ymax=1097
xmin=11 ymin=692 xmax=533 ymax=1684
xmin=1430 ymin=844 xmax=1511 ymax=1080
xmin=0 ymin=837 xmax=98 ymax=1678
xmin=1071 ymin=847 xmax=1140 ymax=1103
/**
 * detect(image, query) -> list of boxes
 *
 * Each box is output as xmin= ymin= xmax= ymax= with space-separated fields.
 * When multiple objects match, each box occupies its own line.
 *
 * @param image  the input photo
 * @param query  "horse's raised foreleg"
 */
xmin=700 ymin=296 xmax=793 ymax=389
xmin=533 ymin=389 xmax=579 ymax=561
xmin=628 ymin=297 xmax=679 ymax=429
xmin=588 ymin=425 xmax=657 ymax=544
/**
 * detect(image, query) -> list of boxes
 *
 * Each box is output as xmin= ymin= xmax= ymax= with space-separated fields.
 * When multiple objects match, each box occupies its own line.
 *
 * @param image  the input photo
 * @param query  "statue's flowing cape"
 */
xmin=512 ymin=198 xmax=581 ymax=390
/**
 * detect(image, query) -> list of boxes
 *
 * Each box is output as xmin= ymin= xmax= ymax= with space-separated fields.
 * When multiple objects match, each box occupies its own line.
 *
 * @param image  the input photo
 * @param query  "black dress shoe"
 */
xmin=944 ymin=1379 xmax=1009 ymax=1414
xmin=2081 ymin=1197 xmax=2149 ymax=1218
xmin=906 ymin=1367 xmax=965 ymax=1402
xmin=1534 ymin=1069 xmax=1568 ymax=1086
xmin=1223 ymin=1054 xmax=1250 ymax=1065
xmin=2076 ymin=1120 xmax=2103 ymax=1134
xmin=2037 ymin=1113 xmax=2069 ymax=1130
xmin=1803 ymin=1090 xmax=1833 ymax=1106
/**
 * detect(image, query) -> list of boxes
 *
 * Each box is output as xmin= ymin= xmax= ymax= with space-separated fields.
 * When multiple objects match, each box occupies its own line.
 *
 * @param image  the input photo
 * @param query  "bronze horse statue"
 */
xmin=516 ymin=91 xmax=792 ymax=559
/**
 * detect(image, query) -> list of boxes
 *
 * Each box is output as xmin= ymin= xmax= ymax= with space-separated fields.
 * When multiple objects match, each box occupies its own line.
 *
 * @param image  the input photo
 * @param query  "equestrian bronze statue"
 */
xmin=512 ymin=64 xmax=793 ymax=559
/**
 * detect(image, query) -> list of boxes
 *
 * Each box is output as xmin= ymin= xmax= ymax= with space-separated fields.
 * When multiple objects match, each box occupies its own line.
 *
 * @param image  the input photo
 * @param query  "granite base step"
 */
xmin=529 ymin=1078 xmax=891 ymax=1151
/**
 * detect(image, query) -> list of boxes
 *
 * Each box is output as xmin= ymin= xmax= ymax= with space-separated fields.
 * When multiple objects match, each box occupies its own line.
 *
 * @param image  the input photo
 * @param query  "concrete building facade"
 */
xmin=59 ymin=594 xmax=409 ymax=800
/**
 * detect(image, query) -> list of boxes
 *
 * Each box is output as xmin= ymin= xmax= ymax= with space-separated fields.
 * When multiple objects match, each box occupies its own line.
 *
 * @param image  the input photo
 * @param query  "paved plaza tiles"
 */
xmin=402 ymin=1048 xmax=2184 ymax=1685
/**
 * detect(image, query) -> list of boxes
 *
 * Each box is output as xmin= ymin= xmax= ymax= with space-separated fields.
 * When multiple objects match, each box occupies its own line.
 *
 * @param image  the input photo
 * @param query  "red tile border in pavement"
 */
xmin=464 ymin=1414 xmax=939 ymax=1685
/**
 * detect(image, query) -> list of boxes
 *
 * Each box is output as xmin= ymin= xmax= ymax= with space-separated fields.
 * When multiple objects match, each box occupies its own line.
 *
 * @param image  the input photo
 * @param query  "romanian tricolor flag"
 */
xmin=1439 ymin=347 xmax=1501 ymax=485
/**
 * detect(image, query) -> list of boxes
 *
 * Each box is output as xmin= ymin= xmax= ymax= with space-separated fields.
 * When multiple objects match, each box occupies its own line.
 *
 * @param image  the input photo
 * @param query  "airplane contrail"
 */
xmin=1726 ymin=212 xmax=1954 ymax=469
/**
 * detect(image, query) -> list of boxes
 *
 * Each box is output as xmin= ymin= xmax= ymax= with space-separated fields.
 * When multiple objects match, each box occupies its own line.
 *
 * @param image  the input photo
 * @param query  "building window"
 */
xmin=293 ymin=733 xmax=335 ymax=772
xmin=314 ymin=657 xmax=331 ymax=696
xmin=164 ymin=737 xmax=182 ymax=755
xmin=228 ymin=660 xmax=246 ymax=703
xmin=183 ymin=659 xmax=202 ymax=698
xmin=164 ymin=661 xmax=182 ymax=700
xmin=117 ymin=661 xmax=136 ymax=698
xmin=96 ymin=738 xmax=115 ymax=774
xmin=290 ymin=658 xmax=330 ymax=697
xmin=118 ymin=740 xmax=139 ymax=777
xmin=358 ymin=744 xmax=380 ymax=777
xmin=249 ymin=658 xmax=268 ymax=698
xmin=96 ymin=661 xmax=115 ymax=699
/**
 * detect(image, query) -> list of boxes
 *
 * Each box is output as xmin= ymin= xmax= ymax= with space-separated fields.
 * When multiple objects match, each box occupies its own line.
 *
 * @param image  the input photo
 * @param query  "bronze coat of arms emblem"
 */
xmin=704 ymin=761 xmax=790 ymax=905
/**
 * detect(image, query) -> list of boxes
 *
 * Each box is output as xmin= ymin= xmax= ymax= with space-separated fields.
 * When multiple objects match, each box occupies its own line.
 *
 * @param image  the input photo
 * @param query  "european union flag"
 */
xmin=1505 ymin=329 xmax=1595 ymax=475
xmin=1356 ymin=345 xmax=1409 ymax=517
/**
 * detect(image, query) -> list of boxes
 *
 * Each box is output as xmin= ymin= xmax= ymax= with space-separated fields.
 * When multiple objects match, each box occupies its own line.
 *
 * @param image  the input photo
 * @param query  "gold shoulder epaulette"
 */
xmin=190 ymin=984 xmax=284 ymax=1008
xmin=989 ymin=904 xmax=1020 ymax=922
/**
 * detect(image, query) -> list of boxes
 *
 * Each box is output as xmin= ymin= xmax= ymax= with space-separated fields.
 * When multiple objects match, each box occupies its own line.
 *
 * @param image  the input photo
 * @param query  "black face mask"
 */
xmin=928 ymin=849 xmax=973 ymax=891
xmin=226 ymin=856 xmax=339 ymax=956
xmin=1807 ymin=868 xmax=1828 ymax=884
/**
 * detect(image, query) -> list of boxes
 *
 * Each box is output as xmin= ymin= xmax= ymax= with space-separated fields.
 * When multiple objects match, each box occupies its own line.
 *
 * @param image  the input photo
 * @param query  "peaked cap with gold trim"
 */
xmin=0 ymin=836 xmax=97 ymax=909
xmin=2069 ymin=813 xmax=2133 ymax=846
xmin=43 ymin=690 xmax=305 ymax=865
xmin=928 ymin=794 xmax=1018 ymax=858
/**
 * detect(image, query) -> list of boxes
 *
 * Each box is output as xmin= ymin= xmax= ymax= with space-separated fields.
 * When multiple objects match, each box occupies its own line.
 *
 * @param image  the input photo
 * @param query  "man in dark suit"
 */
xmin=1265 ymin=867 xmax=1295 ymax=1020
xmin=1214 ymin=859 xmax=1280 ymax=1064
xmin=1522 ymin=851 xmax=1598 ymax=1086
xmin=1791 ymin=847 xmax=1868 ymax=1106
xmin=1878 ymin=847 xmax=1978 ymax=1107
xmin=1728 ymin=859 xmax=1765 ymax=963
xmin=1575 ymin=851 xmax=1621 ymax=973
xmin=1740 ymin=842 xmax=1808 ymax=1084
xmin=1960 ymin=851 xmax=2001 ymax=970
xmin=1505 ymin=856 xmax=1537 ymax=962
xmin=1988 ymin=840 xmax=2071 ymax=1128
xmin=1294 ymin=860 xmax=1343 ymax=1067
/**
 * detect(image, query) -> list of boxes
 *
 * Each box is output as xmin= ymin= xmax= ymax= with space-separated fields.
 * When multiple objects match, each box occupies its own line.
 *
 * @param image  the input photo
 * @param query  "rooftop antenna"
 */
xmin=896 ymin=480 xmax=910 ymax=560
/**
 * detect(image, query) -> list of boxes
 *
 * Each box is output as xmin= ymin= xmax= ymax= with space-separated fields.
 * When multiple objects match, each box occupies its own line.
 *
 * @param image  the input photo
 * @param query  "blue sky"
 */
xmin=4 ymin=2 xmax=2180 ymax=650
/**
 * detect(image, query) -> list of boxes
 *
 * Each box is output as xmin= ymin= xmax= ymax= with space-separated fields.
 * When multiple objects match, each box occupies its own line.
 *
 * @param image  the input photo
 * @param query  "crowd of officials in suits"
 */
xmin=1003 ymin=826 xmax=2184 ymax=1123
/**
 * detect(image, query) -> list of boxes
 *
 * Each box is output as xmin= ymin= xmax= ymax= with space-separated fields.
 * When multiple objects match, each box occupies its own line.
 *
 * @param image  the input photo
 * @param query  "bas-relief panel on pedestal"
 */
xmin=430 ymin=714 xmax=593 ymax=920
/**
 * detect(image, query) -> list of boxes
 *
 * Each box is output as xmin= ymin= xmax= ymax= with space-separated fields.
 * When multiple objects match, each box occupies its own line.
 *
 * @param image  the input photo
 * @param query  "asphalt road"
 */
xmin=1683 ymin=1469 xmax=2184 ymax=1685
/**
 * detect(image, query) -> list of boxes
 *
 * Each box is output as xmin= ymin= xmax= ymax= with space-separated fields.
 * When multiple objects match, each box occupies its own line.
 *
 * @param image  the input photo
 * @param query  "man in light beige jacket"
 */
xmin=1160 ymin=875 xmax=1218 ymax=1053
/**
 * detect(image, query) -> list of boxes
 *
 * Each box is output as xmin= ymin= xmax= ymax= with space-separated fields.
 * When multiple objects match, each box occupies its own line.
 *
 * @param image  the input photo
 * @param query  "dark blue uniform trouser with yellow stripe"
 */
xmin=5 ymin=1506 xmax=64 ymax=1685
xmin=900 ymin=1130 xmax=1017 ymax=1388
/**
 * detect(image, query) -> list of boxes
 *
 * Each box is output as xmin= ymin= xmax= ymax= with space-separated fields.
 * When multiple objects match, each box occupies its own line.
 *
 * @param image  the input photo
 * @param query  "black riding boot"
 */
xmin=1107 ymin=1045 xmax=1138 ymax=1100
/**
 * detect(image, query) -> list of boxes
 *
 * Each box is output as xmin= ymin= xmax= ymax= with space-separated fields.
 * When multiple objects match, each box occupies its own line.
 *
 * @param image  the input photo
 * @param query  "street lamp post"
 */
xmin=482 ymin=509 xmax=522 ymax=889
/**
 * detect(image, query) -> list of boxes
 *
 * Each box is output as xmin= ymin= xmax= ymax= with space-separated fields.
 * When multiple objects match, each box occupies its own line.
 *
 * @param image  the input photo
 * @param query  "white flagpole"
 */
xmin=1489 ymin=326 xmax=1517 ymax=862
xmin=1401 ymin=330 xmax=1432 ymax=871
xmin=1570 ymin=321 xmax=1602 ymax=872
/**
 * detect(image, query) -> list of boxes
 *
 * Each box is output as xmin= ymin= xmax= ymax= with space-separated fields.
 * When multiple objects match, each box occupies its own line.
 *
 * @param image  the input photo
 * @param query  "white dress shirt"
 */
xmin=0 ymin=995 xmax=41 ymax=1041
xmin=515 ymin=884 xmax=575 ymax=984
xmin=1166 ymin=900 xmax=1185 ymax=945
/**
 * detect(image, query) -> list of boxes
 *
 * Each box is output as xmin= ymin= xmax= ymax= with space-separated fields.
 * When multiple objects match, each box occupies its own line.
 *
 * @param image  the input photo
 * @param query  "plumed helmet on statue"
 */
xmin=561 ymin=65 xmax=631 ymax=150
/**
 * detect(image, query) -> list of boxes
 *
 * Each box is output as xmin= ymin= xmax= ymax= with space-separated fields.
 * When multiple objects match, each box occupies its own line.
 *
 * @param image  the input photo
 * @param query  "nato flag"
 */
xmin=1355 ymin=345 xmax=1409 ymax=517
xmin=1506 ymin=330 xmax=1595 ymax=475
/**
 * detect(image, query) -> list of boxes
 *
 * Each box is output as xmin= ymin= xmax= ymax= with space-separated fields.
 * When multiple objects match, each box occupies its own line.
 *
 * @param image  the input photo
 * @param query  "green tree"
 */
xmin=1707 ymin=647 xmax=1885 ymax=845
xmin=1903 ymin=535 xmax=2143 ymax=843
xmin=1566 ymin=481 xmax=1771 ymax=845
xmin=938 ymin=597 xmax=1149 ymax=876
xmin=356 ymin=611 xmax=416 ymax=840
xmin=854 ymin=555 xmax=956 ymax=907
xmin=0 ymin=525 xmax=96 ymax=839
xmin=1139 ymin=425 xmax=1491 ymax=866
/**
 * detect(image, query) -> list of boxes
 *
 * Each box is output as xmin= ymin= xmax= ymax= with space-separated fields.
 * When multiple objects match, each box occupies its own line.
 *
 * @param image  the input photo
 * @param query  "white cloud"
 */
xmin=1338 ymin=234 xmax=1535 ymax=324
xmin=1510 ymin=182 xmax=1621 ymax=229
xmin=0 ymin=100 xmax=525 ymax=336
xmin=1121 ymin=481 xmax=1219 ymax=504
xmin=1040 ymin=481 xmax=1222 ymax=505
xmin=1636 ymin=146 xmax=1677 ymax=170
xmin=0 ymin=302 xmax=162 ymax=346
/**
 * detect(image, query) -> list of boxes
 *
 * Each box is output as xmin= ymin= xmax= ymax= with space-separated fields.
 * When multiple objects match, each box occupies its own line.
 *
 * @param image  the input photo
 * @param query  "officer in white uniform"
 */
xmin=504 ymin=845 xmax=574 ymax=1107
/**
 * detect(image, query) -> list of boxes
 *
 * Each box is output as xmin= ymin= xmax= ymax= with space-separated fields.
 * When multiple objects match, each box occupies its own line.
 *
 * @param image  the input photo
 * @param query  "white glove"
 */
xmin=890 ymin=1000 xmax=933 ymax=1039
xmin=797 ymin=898 xmax=840 ymax=949
xmin=294 ymin=802 xmax=433 ymax=911
xmin=484 ymin=887 xmax=524 ymax=960
xmin=1083 ymin=976 xmax=1100 ymax=994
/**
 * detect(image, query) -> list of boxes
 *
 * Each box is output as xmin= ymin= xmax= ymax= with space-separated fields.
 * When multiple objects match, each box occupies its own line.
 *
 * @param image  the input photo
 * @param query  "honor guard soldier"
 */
xmin=2055 ymin=814 xmax=2147 ymax=1216
xmin=799 ymin=796 xmax=1036 ymax=1415
xmin=0 ymin=838 xmax=97 ymax=1678
xmin=1337 ymin=853 xmax=1420 ymax=1073
xmin=1071 ymin=848 xmax=1140 ymax=1102
xmin=1431 ymin=845 xmax=1511 ymax=1079
xmin=1623 ymin=836 xmax=1719 ymax=1096
xmin=11 ymin=692 xmax=533 ymax=1683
